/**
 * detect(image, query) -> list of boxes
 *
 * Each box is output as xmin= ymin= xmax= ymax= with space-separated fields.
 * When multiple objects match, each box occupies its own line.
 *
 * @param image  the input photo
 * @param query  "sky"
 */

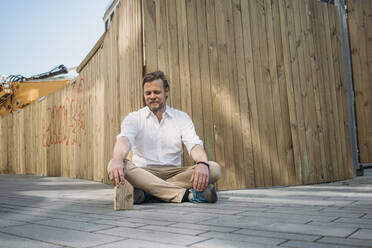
xmin=0 ymin=0 xmax=111 ymax=77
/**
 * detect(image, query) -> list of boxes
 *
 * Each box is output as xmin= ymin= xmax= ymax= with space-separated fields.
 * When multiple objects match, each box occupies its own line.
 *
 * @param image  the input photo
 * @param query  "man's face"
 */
xmin=143 ymin=79 xmax=168 ymax=112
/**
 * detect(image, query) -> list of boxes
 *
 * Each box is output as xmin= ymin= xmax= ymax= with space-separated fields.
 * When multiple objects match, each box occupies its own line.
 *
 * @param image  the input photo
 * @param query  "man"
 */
xmin=107 ymin=70 xmax=221 ymax=203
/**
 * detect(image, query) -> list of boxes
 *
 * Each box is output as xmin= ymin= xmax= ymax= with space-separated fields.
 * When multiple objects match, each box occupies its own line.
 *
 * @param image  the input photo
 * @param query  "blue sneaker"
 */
xmin=189 ymin=184 xmax=218 ymax=203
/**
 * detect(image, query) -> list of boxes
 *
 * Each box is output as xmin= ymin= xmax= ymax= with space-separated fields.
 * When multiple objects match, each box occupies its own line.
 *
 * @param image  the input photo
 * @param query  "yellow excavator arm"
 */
xmin=0 ymin=65 xmax=73 ymax=117
xmin=0 ymin=79 xmax=70 ymax=117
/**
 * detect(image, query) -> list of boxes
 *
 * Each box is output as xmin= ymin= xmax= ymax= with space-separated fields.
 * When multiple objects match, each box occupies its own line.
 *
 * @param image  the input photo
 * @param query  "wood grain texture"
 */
xmin=348 ymin=0 xmax=372 ymax=163
xmin=114 ymin=180 xmax=134 ymax=210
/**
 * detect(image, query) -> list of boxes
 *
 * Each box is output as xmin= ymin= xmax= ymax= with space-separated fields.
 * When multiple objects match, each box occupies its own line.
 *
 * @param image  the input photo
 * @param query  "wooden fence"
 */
xmin=347 ymin=0 xmax=372 ymax=164
xmin=0 ymin=0 xmax=143 ymax=184
xmin=142 ymin=0 xmax=353 ymax=189
xmin=0 ymin=0 xmax=354 ymax=190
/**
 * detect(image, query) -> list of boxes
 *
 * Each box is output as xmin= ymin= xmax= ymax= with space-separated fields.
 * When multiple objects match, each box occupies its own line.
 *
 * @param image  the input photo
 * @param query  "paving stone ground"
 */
xmin=0 ymin=169 xmax=371 ymax=248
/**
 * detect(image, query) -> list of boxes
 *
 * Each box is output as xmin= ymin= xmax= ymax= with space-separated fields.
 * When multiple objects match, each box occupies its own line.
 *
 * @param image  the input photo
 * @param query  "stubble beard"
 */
xmin=148 ymin=101 xmax=165 ymax=114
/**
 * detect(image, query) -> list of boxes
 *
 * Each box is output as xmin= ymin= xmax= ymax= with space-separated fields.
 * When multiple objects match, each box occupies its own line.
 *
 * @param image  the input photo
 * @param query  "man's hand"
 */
xmin=190 ymin=164 xmax=209 ymax=192
xmin=108 ymin=159 xmax=125 ymax=187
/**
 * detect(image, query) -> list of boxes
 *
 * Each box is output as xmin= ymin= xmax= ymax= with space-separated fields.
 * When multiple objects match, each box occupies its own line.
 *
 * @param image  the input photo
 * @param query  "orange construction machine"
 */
xmin=0 ymin=65 xmax=73 ymax=117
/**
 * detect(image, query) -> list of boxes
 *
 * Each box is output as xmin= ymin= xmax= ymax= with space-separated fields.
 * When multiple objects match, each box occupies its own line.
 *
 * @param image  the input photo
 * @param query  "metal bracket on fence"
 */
xmin=335 ymin=0 xmax=361 ymax=176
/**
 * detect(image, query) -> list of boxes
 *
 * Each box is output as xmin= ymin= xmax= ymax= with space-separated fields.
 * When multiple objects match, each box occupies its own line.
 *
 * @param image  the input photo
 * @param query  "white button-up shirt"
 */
xmin=116 ymin=105 xmax=203 ymax=167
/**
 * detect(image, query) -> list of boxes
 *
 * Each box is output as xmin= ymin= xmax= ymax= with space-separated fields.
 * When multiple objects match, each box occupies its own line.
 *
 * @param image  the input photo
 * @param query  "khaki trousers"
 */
xmin=110 ymin=160 xmax=221 ymax=203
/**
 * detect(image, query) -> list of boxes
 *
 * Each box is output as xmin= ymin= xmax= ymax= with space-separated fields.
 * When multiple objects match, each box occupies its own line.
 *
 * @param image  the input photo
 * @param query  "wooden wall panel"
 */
xmin=143 ymin=0 xmax=353 ymax=189
xmin=348 ymin=0 xmax=372 ymax=164
xmin=0 ymin=0 xmax=142 ymax=185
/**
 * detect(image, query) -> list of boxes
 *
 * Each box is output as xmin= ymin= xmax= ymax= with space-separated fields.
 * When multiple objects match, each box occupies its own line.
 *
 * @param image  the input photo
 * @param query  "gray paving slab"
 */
xmin=190 ymin=238 xmax=277 ymax=248
xmin=0 ymin=219 xmax=28 ymax=228
xmin=88 ymin=218 xmax=147 ymax=228
xmin=200 ymin=215 xmax=275 ymax=228
xmin=138 ymin=224 xmax=206 ymax=235
xmin=0 ymin=212 xmax=52 ymax=223
xmin=0 ymin=232 xmax=62 ymax=248
xmin=307 ymin=221 xmax=372 ymax=230
xmin=335 ymin=217 xmax=372 ymax=225
xmin=237 ymin=210 xmax=337 ymax=223
xmin=0 ymin=169 xmax=372 ymax=248
xmin=108 ymin=209 xmax=216 ymax=224
xmin=91 ymin=238 xmax=187 ymax=248
xmin=232 ymin=228 xmax=320 ymax=242
xmin=0 ymin=223 xmax=124 ymax=247
xmin=253 ymin=223 xmax=357 ymax=237
xmin=33 ymin=218 xmax=115 ymax=232
xmin=169 ymin=222 xmax=239 ymax=233
xmin=95 ymin=226 xmax=209 ymax=246
xmin=349 ymin=229 xmax=372 ymax=240
xmin=199 ymin=231 xmax=286 ymax=246
xmin=120 ymin=217 xmax=177 ymax=226
xmin=281 ymin=240 xmax=355 ymax=248
xmin=318 ymin=237 xmax=372 ymax=247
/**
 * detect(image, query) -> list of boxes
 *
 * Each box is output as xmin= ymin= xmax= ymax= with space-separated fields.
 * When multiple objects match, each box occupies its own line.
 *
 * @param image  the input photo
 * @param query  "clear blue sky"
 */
xmin=0 ymin=0 xmax=111 ymax=77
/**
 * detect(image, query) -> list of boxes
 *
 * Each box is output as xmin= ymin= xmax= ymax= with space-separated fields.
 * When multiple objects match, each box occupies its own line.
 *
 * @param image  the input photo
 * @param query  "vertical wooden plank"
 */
xmin=135 ymin=0 xmax=144 ymax=111
xmin=250 ymin=0 xmax=276 ymax=187
xmin=87 ymin=57 xmax=93 ymax=180
xmin=323 ymin=2 xmax=344 ymax=180
xmin=278 ymin=0 xmax=301 ymax=185
xmin=205 ymin=0 xmax=225 ymax=189
xmin=186 ymin=0 xmax=204 ymax=142
xmin=45 ymin=94 xmax=54 ymax=176
xmin=335 ymin=4 xmax=353 ymax=178
xmin=285 ymin=0 xmax=310 ymax=184
xmin=38 ymin=96 xmax=47 ymax=176
xmin=143 ymin=0 xmax=158 ymax=73
xmin=350 ymin=0 xmax=372 ymax=163
xmin=59 ymin=85 xmax=67 ymax=177
xmin=367 ymin=0 xmax=372 ymax=163
xmin=231 ymin=0 xmax=254 ymax=188
xmin=8 ymin=114 xmax=14 ymax=174
xmin=243 ymin=0 xmax=264 ymax=187
xmin=176 ymin=0 xmax=192 ymax=116
xmin=292 ymin=0 xmax=313 ymax=184
xmin=176 ymin=0 xmax=193 ymax=167
xmin=239 ymin=0 xmax=258 ymax=188
xmin=264 ymin=0 xmax=283 ymax=186
xmin=316 ymin=1 xmax=340 ymax=180
xmin=196 ymin=0 xmax=215 ymax=162
xmin=166 ymin=0 xmax=181 ymax=110
xmin=214 ymin=0 xmax=237 ymax=189
xmin=347 ymin=0 xmax=364 ymax=163
xmin=271 ymin=0 xmax=297 ymax=185
xmin=0 ymin=115 xmax=9 ymax=174
xmin=329 ymin=4 xmax=348 ymax=180
xmin=225 ymin=0 xmax=242 ymax=189
xmin=156 ymin=0 xmax=169 ymax=79
xmin=310 ymin=0 xmax=332 ymax=182
xmin=299 ymin=0 xmax=323 ymax=183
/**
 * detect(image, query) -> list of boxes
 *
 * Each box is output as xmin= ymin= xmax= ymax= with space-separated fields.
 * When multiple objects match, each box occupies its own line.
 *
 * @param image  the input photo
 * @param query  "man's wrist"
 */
xmin=196 ymin=161 xmax=210 ymax=169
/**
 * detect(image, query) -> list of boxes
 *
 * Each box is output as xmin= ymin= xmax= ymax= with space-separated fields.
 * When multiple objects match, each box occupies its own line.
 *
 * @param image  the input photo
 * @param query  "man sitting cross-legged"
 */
xmin=107 ymin=70 xmax=221 ymax=203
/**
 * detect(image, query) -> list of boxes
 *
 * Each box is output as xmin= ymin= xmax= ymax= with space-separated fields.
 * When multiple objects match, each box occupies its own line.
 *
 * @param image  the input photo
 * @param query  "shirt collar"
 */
xmin=145 ymin=105 xmax=173 ymax=119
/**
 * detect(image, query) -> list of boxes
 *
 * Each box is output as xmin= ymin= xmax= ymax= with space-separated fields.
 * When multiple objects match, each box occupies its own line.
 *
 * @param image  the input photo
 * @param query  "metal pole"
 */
xmin=334 ymin=0 xmax=360 ymax=177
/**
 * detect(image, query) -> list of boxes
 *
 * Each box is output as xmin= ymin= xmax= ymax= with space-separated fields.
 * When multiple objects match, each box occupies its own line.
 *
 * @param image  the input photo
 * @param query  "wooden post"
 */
xmin=114 ymin=180 xmax=133 ymax=210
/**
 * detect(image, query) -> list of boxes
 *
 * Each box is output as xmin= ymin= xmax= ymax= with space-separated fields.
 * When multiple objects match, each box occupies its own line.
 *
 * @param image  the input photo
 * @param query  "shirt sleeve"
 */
xmin=116 ymin=112 xmax=138 ymax=149
xmin=180 ymin=112 xmax=203 ymax=155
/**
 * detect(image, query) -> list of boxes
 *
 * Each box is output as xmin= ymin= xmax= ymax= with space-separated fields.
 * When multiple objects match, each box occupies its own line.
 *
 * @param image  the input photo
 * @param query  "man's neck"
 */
xmin=152 ymin=105 xmax=166 ymax=123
